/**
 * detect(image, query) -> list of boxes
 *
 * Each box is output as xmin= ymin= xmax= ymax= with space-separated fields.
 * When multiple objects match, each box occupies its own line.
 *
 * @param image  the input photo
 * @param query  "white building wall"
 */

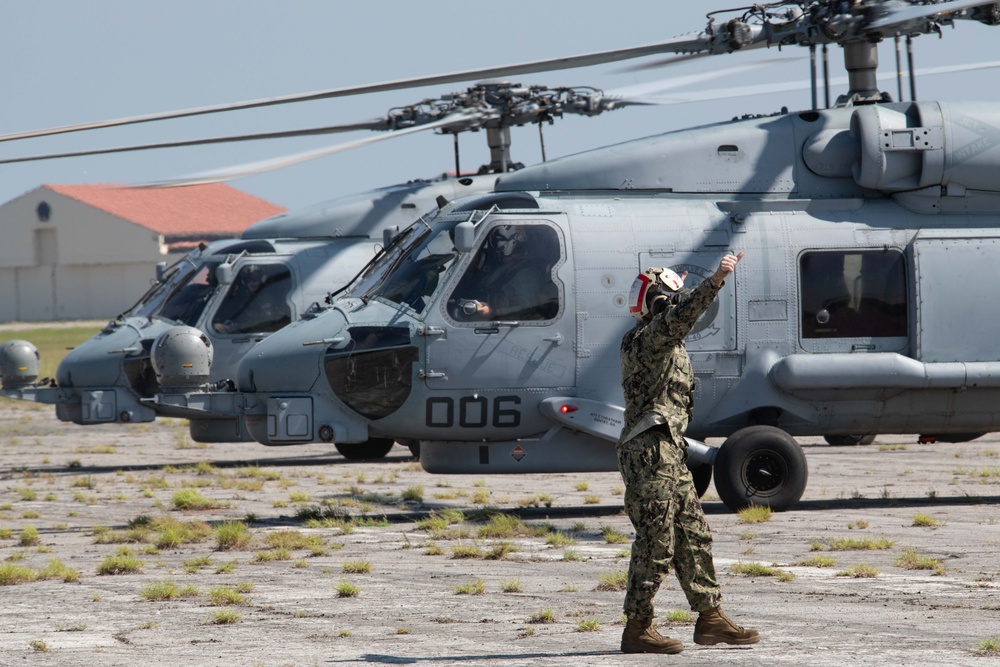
xmin=0 ymin=187 xmax=187 ymax=322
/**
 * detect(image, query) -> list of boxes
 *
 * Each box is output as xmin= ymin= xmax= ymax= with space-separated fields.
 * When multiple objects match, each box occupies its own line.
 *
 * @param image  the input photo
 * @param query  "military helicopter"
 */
xmin=7 ymin=1 xmax=1000 ymax=511
xmin=128 ymin=0 xmax=1000 ymax=512
xmin=0 ymin=80 xmax=712 ymax=458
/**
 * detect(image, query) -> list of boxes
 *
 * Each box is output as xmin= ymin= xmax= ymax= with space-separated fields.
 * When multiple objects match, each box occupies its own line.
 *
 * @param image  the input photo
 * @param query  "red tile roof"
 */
xmin=43 ymin=183 xmax=286 ymax=238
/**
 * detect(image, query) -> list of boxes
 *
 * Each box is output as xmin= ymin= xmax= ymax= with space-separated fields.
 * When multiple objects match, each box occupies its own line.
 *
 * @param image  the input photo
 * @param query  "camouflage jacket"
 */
xmin=619 ymin=277 xmax=722 ymax=444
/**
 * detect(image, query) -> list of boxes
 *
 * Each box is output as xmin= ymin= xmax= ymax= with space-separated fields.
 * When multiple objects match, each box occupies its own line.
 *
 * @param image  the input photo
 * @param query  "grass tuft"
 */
xmin=836 ymin=564 xmax=880 ymax=578
xmin=894 ymin=548 xmax=945 ymax=573
xmin=209 ymin=585 xmax=248 ymax=606
xmin=827 ymin=536 xmax=894 ymax=551
xmin=454 ymin=578 xmax=487 ymax=595
xmin=172 ymin=488 xmax=221 ymax=510
xmin=528 ymin=608 xmax=555 ymax=624
xmin=207 ymin=609 xmax=241 ymax=625
xmin=737 ymin=504 xmax=773 ymax=524
xmin=336 ymin=580 xmax=362 ymax=598
xmin=794 ymin=555 xmax=838 ymax=568
xmin=214 ymin=521 xmax=253 ymax=551
xmin=911 ymin=513 xmax=942 ymax=528
xmin=501 ymin=577 xmax=524 ymax=593
xmin=97 ymin=547 xmax=143 ymax=575
xmin=595 ymin=570 xmax=628 ymax=591
xmin=341 ymin=560 xmax=372 ymax=574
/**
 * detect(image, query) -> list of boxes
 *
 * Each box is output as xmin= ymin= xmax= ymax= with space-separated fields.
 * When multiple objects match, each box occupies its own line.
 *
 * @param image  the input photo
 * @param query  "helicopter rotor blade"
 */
xmin=0 ymin=118 xmax=395 ymax=166
xmin=1 ymin=3 xmax=996 ymax=148
xmin=0 ymin=32 xmax=721 ymax=145
xmin=2 ymin=60 xmax=798 ymax=166
xmin=133 ymin=111 xmax=477 ymax=188
xmin=609 ymin=57 xmax=802 ymax=96
xmin=867 ymin=0 xmax=996 ymax=30
xmin=633 ymin=59 xmax=1000 ymax=107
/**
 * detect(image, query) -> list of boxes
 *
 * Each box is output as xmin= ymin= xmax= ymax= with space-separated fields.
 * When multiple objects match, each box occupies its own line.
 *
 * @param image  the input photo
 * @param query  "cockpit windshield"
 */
xmin=346 ymin=217 xmax=460 ymax=314
xmin=157 ymin=260 xmax=223 ymax=327
xmin=121 ymin=253 xmax=203 ymax=319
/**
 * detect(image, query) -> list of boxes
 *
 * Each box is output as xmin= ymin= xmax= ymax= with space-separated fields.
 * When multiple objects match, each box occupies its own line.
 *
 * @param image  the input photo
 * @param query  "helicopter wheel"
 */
xmin=689 ymin=462 xmax=713 ymax=499
xmin=334 ymin=438 xmax=395 ymax=460
xmin=714 ymin=426 xmax=808 ymax=512
xmin=824 ymin=434 xmax=875 ymax=447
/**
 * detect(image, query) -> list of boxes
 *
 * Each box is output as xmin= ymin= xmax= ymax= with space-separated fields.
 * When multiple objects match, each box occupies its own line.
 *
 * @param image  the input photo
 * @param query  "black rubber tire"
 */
xmin=714 ymin=426 xmax=808 ymax=512
xmin=689 ymin=462 xmax=713 ymax=499
xmin=406 ymin=442 xmax=421 ymax=459
xmin=334 ymin=438 xmax=395 ymax=460
xmin=824 ymin=434 xmax=876 ymax=447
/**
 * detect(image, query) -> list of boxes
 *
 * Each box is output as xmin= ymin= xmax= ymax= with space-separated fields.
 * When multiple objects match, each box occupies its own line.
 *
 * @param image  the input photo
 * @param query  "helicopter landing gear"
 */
xmin=334 ymin=438 xmax=395 ymax=460
xmin=398 ymin=440 xmax=420 ymax=459
xmin=689 ymin=462 xmax=713 ymax=499
xmin=713 ymin=426 xmax=808 ymax=512
xmin=824 ymin=434 xmax=875 ymax=447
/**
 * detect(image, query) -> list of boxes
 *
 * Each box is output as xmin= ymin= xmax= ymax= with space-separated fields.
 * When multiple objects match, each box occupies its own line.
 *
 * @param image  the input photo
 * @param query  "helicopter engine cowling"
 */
xmin=0 ymin=340 xmax=40 ymax=390
xmin=150 ymin=326 xmax=214 ymax=391
xmin=848 ymin=101 xmax=1000 ymax=194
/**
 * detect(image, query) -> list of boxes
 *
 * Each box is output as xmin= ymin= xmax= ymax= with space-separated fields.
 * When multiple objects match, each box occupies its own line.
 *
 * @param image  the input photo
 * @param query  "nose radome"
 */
xmin=0 ymin=340 xmax=40 ymax=390
xmin=55 ymin=323 xmax=144 ymax=388
xmin=151 ymin=326 xmax=214 ymax=391
xmin=236 ymin=309 xmax=349 ymax=393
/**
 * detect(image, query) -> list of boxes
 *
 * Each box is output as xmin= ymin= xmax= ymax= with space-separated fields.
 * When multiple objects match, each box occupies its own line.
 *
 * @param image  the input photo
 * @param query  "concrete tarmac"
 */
xmin=1 ymin=397 xmax=999 ymax=666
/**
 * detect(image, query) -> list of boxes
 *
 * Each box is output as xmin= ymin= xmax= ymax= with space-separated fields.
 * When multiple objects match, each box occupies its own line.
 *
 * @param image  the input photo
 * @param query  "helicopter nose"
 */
xmin=56 ymin=323 xmax=143 ymax=389
xmin=233 ymin=308 xmax=383 ymax=447
xmin=236 ymin=309 xmax=349 ymax=393
xmin=47 ymin=319 xmax=170 ymax=425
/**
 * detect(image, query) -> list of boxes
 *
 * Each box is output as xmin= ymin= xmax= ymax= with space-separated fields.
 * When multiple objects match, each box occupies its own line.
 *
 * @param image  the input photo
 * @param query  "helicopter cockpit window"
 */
xmin=157 ymin=260 xmax=222 ymax=327
xmin=800 ymin=250 xmax=907 ymax=339
xmin=351 ymin=221 xmax=460 ymax=314
xmin=448 ymin=224 xmax=561 ymax=322
xmin=211 ymin=264 xmax=292 ymax=335
xmin=122 ymin=253 xmax=201 ymax=319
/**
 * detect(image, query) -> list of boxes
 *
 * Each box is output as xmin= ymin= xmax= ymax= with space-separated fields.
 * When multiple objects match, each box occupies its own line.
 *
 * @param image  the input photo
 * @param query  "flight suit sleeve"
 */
xmin=645 ymin=278 xmax=721 ymax=345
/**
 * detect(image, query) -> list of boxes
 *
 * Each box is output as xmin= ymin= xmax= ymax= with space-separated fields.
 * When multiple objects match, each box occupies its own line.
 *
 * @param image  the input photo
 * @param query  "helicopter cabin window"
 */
xmin=800 ymin=250 xmax=907 ymax=339
xmin=212 ymin=264 xmax=292 ymax=335
xmin=448 ymin=223 xmax=561 ymax=322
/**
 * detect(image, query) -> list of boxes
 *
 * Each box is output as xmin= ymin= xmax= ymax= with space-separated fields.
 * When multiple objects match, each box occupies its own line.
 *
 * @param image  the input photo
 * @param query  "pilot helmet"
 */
xmin=241 ymin=265 xmax=266 ymax=290
xmin=490 ymin=225 xmax=525 ymax=257
xmin=628 ymin=266 xmax=685 ymax=320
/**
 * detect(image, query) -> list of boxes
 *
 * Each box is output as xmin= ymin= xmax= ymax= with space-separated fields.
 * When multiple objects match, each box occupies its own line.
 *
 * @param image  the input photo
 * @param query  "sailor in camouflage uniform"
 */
xmin=617 ymin=252 xmax=760 ymax=654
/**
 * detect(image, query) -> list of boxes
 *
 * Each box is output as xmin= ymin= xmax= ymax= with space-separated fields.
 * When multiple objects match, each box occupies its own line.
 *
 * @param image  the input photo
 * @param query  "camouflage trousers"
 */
xmin=616 ymin=426 xmax=722 ymax=620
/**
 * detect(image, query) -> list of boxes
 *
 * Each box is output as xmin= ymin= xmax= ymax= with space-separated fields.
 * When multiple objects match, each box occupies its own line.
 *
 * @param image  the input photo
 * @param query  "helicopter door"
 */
xmin=912 ymin=235 xmax=1000 ymax=363
xmin=422 ymin=220 xmax=575 ymax=390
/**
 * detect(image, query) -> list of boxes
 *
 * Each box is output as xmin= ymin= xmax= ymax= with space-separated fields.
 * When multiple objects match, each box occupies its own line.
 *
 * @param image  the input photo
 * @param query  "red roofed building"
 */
xmin=0 ymin=183 xmax=286 ymax=322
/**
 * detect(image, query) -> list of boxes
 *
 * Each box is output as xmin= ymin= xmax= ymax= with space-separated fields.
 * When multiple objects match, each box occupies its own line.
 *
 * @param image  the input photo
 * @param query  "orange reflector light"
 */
xmin=560 ymin=405 xmax=577 ymax=414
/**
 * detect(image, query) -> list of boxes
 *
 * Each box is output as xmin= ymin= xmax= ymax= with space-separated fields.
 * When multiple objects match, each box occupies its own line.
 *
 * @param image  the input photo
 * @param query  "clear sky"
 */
xmin=2 ymin=1 xmax=999 ymax=212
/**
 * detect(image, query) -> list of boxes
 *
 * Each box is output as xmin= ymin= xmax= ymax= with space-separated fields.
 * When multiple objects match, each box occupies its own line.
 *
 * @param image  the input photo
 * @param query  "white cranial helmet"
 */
xmin=627 ymin=267 xmax=685 ymax=320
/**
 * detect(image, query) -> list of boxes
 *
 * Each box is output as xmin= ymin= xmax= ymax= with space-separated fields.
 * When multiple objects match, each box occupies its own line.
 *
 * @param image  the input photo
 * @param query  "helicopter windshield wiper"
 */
xmin=328 ymin=225 xmax=417 ymax=305
xmin=359 ymin=226 xmax=432 ymax=304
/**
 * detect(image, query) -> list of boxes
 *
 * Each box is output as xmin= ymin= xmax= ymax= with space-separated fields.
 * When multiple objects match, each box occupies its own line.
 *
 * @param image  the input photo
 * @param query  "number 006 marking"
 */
xmin=426 ymin=396 xmax=521 ymax=428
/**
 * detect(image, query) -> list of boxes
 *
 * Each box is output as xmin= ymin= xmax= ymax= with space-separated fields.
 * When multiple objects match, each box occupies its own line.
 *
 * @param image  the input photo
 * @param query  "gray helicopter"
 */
xmin=0 ymin=82 xmax=671 ymax=458
xmin=99 ymin=0 xmax=1000 ymax=512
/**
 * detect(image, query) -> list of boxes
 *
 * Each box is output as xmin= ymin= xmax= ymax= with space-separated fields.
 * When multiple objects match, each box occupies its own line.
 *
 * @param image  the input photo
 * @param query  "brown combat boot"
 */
xmin=621 ymin=617 xmax=684 ymax=654
xmin=694 ymin=606 xmax=760 ymax=645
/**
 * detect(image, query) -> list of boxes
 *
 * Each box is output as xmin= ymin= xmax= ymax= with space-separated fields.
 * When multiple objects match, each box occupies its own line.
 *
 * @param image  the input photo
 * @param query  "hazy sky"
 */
xmin=3 ymin=1 xmax=999 ymax=211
